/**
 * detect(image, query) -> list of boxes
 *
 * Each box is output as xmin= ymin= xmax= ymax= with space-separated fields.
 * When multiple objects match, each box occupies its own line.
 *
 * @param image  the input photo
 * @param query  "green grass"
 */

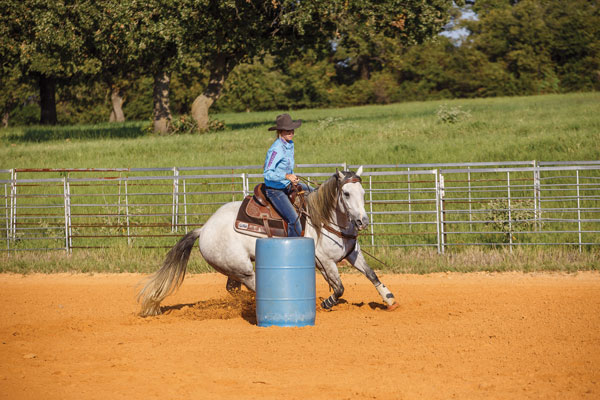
xmin=2 ymin=92 xmax=599 ymax=170
xmin=1 ymin=247 xmax=598 ymax=274
xmin=1 ymin=92 xmax=599 ymax=273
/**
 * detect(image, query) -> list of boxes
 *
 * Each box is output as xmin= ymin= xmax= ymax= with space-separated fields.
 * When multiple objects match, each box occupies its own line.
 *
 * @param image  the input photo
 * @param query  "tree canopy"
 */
xmin=1 ymin=0 xmax=598 ymax=128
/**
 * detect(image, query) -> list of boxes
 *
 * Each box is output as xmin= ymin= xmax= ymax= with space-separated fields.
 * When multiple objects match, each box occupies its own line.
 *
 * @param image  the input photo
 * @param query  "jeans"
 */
xmin=265 ymin=183 xmax=312 ymax=237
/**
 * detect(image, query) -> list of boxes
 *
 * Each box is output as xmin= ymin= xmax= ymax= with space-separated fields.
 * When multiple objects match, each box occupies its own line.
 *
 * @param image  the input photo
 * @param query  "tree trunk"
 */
xmin=39 ymin=75 xmax=57 ymax=125
xmin=191 ymin=56 xmax=233 ymax=131
xmin=359 ymin=57 xmax=370 ymax=80
xmin=153 ymin=70 xmax=171 ymax=134
xmin=109 ymin=85 xmax=125 ymax=122
xmin=2 ymin=111 xmax=9 ymax=128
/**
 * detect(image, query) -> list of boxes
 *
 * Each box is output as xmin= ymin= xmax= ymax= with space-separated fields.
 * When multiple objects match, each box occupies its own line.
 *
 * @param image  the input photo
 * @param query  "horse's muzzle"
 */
xmin=354 ymin=216 xmax=369 ymax=230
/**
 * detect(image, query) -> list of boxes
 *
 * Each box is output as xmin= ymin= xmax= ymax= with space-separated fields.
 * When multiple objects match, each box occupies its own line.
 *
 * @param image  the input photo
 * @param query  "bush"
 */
xmin=144 ymin=114 xmax=226 ymax=135
xmin=486 ymin=198 xmax=538 ymax=242
xmin=436 ymin=104 xmax=471 ymax=124
xmin=9 ymin=103 xmax=40 ymax=126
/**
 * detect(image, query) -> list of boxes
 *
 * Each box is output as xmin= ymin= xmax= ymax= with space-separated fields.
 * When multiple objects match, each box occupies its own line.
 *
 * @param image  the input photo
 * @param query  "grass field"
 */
xmin=1 ymin=92 xmax=599 ymax=273
xmin=1 ymin=92 xmax=599 ymax=169
xmin=1 ymin=246 xmax=598 ymax=274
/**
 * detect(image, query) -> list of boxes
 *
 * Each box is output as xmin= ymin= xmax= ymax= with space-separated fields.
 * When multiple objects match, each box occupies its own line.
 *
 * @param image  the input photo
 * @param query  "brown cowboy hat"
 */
xmin=268 ymin=113 xmax=302 ymax=131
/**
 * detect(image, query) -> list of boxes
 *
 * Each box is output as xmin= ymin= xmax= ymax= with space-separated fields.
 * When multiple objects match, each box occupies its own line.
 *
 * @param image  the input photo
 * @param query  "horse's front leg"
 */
xmin=346 ymin=244 xmax=398 ymax=310
xmin=315 ymin=257 xmax=345 ymax=310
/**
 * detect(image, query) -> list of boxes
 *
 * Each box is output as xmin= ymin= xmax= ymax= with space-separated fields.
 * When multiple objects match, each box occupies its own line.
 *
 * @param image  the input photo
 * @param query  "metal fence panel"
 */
xmin=2 ymin=162 xmax=599 ymax=253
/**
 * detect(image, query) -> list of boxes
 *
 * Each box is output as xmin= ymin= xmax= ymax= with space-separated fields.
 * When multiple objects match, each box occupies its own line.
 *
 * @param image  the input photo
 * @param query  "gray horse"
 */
xmin=138 ymin=167 xmax=397 ymax=316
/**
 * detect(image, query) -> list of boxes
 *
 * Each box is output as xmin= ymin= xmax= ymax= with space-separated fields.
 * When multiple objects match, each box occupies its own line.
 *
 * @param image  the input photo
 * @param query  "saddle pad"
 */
xmin=234 ymin=196 xmax=287 ymax=238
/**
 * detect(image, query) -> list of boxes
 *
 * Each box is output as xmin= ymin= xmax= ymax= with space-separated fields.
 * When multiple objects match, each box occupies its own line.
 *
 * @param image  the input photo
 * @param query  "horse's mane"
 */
xmin=306 ymin=171 xmax=359 ymax=238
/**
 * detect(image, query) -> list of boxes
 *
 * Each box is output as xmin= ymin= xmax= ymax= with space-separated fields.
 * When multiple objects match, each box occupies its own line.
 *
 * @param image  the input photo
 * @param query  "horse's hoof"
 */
xmin=386 ymin=302 xmax=400 ymax=312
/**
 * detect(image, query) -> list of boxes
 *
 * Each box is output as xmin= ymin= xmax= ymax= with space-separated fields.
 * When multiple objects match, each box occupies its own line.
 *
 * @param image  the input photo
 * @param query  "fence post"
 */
xmin=468 ymin=167 xmax=473 ymax=232
xmin=242 ymin=173 xmax=248 ymax=197
xmin=63 ymin=177 xmax=72 ymax=254
xmin=67 ymin=177 xmax=73 ymax=251
xmin=369 ymin=175 xmax=374 ymax=247
xmin=435 ymin=171 xmax=444 ymax=254
xmin=125 ymin=179 xmax=131 ymax=246
xmin=507 ymin=171 xmax=513 ymax=252
xmin=183 ymin=179 xmax=188 ymax=234
xmin=534 ymin=161 xmax=542 ymax=230
xmin=240 ymin=174 xmax=245 ymax=200
xmin=440 ymin=174 xmax=446 ymax=253
xmin=172 ymin=167 xmax=179 ymax=232
xmin=407 ymin=168 xmax=412 ymax=227
xmin=4 ymin=183 xmax=9 ymax=252
xmin=10 ymin=169 xmax=16 ymax=244
xmin=117 ymin=172 xmax=122 ymax=226
xmin=534 ymin=162 xmax=541 ymax=231
xmin=576 ymin=170 xmax=582 ymax=253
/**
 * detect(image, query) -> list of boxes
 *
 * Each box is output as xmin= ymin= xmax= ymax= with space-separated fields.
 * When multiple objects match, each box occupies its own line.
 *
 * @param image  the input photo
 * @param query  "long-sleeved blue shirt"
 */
xmin=263 ymin=138 xmax=294 ymax=189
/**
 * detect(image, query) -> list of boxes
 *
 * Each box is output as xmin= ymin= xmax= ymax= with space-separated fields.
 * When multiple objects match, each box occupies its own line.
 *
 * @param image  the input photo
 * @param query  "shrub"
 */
xmin=144 ymin=115 xmax=226 ymax=135
xmin=486 ymin=198 xmax=538 ymax=242
xmin=436 ymin=104 xmax=471 ymax=124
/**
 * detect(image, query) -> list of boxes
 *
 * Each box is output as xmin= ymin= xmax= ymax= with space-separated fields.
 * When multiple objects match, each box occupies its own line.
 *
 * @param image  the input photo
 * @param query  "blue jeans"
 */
xmin=265 ymin=183 xmax=312 ymax=237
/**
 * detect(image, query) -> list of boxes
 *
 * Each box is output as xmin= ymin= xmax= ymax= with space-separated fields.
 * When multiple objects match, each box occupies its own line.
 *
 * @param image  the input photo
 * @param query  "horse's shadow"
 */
xmin=323 ymin=299 xmax=388 ymax=311
xmin=360 ymin=301 xmax=388 ymax=311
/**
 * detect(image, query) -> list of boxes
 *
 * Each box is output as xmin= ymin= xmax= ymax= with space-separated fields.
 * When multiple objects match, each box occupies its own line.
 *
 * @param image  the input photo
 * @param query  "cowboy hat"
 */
xmin=268 ymin=113 xmax=302 ymax=131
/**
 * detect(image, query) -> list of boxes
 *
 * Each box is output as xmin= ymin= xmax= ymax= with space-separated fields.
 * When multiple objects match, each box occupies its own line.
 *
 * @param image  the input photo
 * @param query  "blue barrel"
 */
xmin=255 ymin=237 xmax=316 ymax=327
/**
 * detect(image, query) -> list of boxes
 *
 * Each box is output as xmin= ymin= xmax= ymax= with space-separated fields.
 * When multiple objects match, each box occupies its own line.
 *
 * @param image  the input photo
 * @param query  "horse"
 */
xmin=137 ymin=166 xmax=398 ymax=317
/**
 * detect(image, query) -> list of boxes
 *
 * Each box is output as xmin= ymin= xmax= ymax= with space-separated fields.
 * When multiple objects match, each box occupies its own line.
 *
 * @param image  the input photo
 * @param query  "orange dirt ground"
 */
xmin=1 ymin=272 xmax=599 ymax=400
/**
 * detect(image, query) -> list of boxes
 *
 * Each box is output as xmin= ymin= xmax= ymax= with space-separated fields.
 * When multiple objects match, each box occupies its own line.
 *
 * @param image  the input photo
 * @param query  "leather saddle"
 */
xmin=234 ymin=183 xmax=306 ymax=238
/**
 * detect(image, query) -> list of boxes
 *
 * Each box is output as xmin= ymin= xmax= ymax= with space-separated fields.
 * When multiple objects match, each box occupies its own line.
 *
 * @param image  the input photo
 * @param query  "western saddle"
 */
xmin=234 ymin=183 xmax=306 ymax=238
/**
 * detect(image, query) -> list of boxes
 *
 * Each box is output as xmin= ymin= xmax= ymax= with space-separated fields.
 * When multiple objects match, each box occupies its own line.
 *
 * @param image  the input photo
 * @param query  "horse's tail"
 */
xmin=137 ymin=228 xmax=202 ymax=317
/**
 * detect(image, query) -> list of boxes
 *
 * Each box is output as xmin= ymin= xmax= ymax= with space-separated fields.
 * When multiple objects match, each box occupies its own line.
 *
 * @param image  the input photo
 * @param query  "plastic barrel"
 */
xmin=255 ymin=237 xmax=316 ymax=327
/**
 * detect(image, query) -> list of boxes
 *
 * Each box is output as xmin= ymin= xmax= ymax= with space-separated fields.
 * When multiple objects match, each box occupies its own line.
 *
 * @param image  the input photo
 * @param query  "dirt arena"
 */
xmin=1 ymin=272 xmax=599 ymax=399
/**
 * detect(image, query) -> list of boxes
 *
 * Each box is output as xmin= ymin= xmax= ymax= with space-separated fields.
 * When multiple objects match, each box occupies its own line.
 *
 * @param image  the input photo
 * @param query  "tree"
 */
xmin=391 ymin=37 xmax=516 ymax=100
xmin=463 ymin=0 xmax=599 ymax=93
xmin=179 ymin=0 xmax=466 ymax=130
xmin=0 ymin=0 xmax=100 ymax=125
xmin=0 ymin=2 xmax=29 ymax=127
xmin=544 ymin=0 xmax=600 ymax=91
xmin=177 ymin=0 xmax=333 ymax=130
xmin=105 ymin=0 xmax=185 ymax=133
xmin=89 ymin=0 xmax=139 ymax=123
xmin=332 ymin=1 xmax=464 ymax=85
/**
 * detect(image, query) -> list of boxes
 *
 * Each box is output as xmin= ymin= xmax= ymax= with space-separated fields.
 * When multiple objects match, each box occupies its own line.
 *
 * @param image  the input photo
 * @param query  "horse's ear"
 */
xmin=356 ymin=166 xmax=363 ymax=177
xmin=337 ymin=169 xmax=345 ymax=180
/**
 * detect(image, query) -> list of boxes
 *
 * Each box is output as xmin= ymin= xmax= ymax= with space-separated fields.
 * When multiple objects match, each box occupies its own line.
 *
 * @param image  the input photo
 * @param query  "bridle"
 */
xmin=323 ymin=173 xmax=363 ymax=240
xmin=297 ymin=172 xmax=363 ymax=240
xmin=300 ymin=172 xmax=394 ymax=273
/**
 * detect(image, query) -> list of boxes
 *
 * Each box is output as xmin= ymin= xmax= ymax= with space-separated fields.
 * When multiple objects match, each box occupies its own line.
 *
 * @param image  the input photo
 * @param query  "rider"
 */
xmin=263 ymin=113 xmax=312 ymax=237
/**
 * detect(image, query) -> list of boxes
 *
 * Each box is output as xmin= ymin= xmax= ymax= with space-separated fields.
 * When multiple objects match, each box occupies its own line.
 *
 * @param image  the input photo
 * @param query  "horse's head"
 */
xmin=336 ymin=166 xmax=369 ymax=231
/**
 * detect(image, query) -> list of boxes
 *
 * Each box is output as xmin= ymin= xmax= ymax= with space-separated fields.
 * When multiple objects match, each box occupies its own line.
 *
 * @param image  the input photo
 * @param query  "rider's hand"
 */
xmin=286 ymin=174 xmax=299 ymax=184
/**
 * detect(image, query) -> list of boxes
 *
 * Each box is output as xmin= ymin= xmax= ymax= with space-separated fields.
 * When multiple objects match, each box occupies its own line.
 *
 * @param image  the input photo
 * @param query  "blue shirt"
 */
xmin=263 ymin=138 xmax=295 ymax=189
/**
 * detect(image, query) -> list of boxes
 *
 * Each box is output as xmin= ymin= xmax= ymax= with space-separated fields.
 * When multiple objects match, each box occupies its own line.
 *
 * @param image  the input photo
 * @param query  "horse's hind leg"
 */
xmin=225 ymin=273 xmax=256 ymax=294
xmin=316 ymin=258 xmax=345 ymax=310
xmin=226 ymin=277 xmax=242 ymax=294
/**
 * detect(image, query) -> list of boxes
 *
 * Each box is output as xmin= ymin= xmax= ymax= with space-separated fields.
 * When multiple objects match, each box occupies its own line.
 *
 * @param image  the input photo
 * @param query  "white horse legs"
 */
xmin=226 ymin=277 xmax=242 ymax=293
xmin=316 ymin=258 xmax=345 ymax=309
xmin=223 ymin=272 xmax=255 ymax=294
xmin=346 ymin=246 xmax=397 ymax=308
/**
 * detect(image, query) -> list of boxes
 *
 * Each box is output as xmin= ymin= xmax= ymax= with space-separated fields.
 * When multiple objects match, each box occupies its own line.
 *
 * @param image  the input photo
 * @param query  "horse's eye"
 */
xmin=343 ymin=192 xmax=350 ymax=198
